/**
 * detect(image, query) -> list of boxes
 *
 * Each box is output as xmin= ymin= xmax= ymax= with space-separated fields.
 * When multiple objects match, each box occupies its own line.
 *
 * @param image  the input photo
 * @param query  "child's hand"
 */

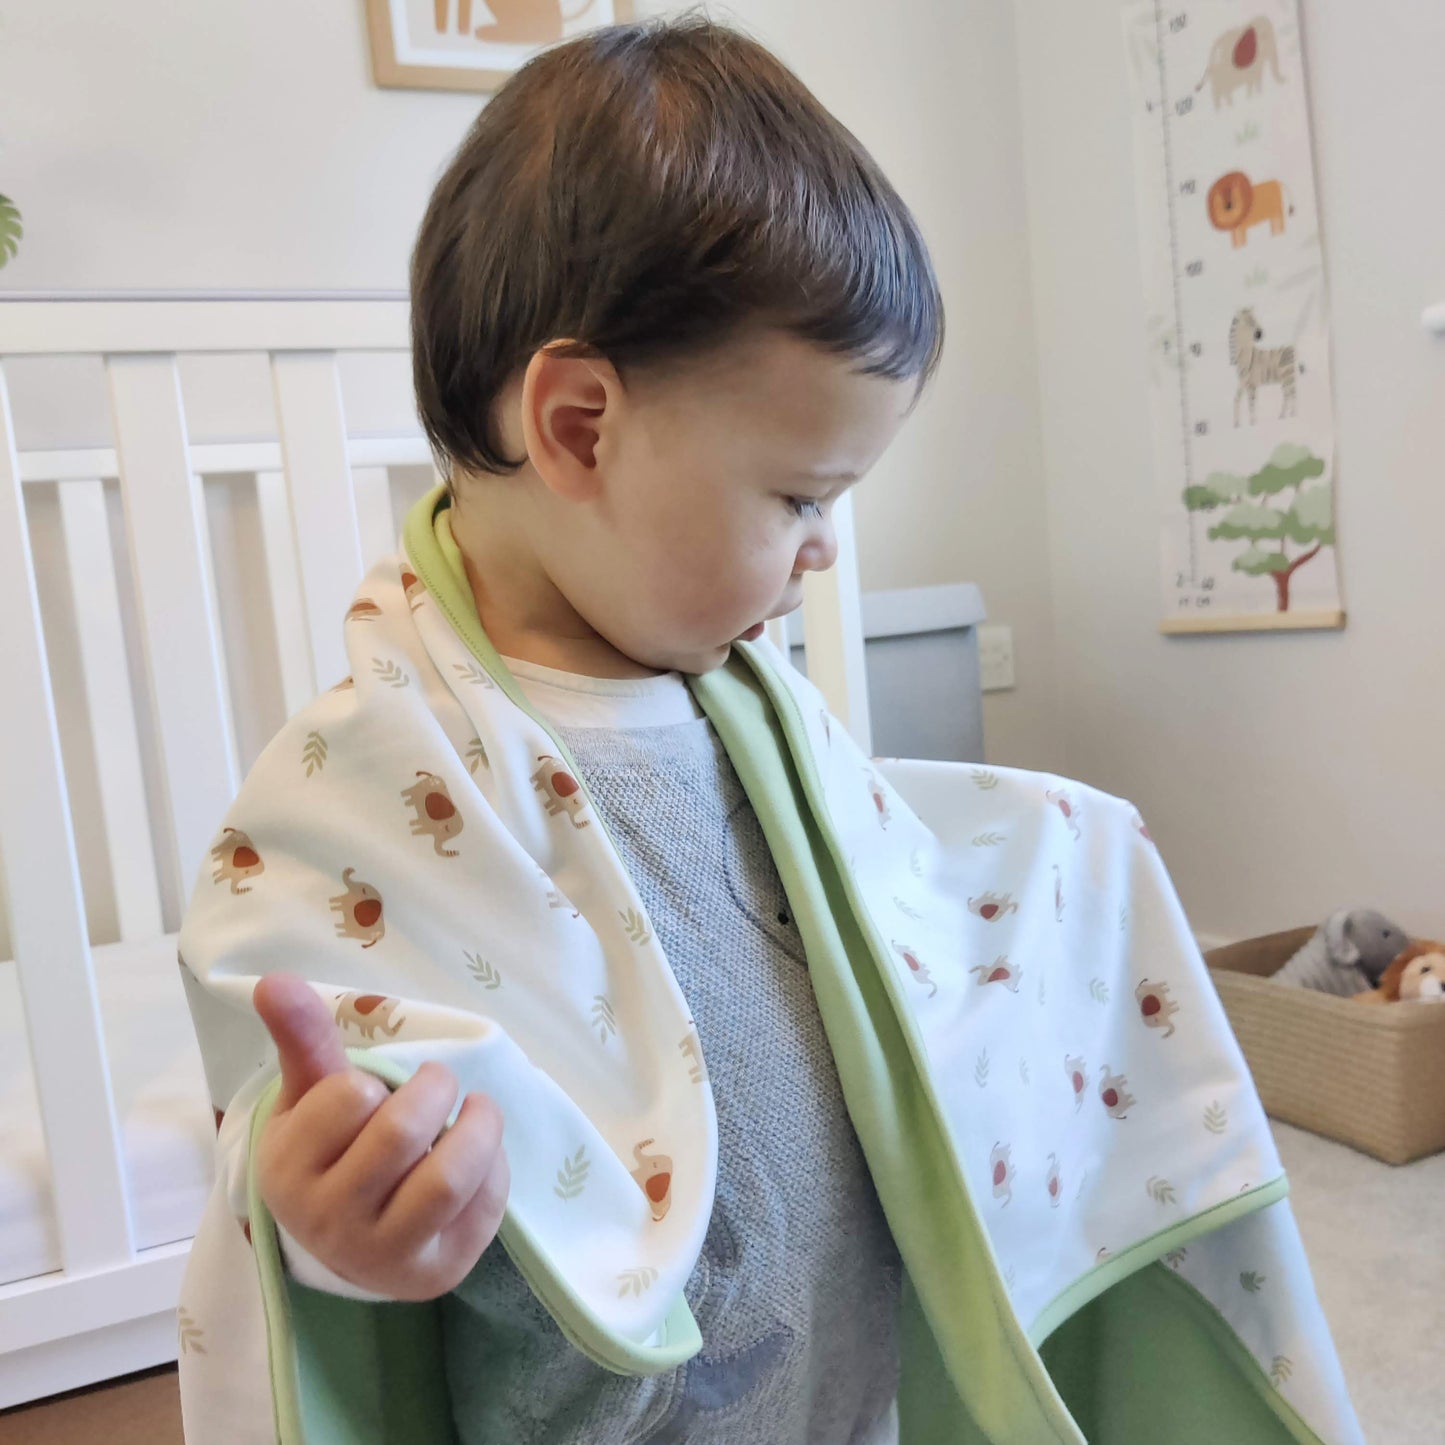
xmin=251 ymin=973 xmax=510 ymax=1301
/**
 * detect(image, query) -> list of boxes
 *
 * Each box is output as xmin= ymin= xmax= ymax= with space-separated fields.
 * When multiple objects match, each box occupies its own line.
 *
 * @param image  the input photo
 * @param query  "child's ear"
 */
xmin=519 ymin=345 xmax=618 ymax=500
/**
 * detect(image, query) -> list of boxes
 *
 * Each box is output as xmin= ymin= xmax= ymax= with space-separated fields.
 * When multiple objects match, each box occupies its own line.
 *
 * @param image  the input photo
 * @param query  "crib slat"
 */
xmin=271 ymin=352 xmax=364 ymax=692
xmin=0 ymin=365 xmax=135 ymax=1270
xmin=106 ymin=355 xmax=239 ymax=901
xmin=254 ymin=470 xmax=319 ymax=717
xmin=353 ymin=465 xmax=397 ymax=569
xmin=56 ymin=479 xmax=165 ymax=942
xmin=801 ymin=491 xmax=874 ymax=754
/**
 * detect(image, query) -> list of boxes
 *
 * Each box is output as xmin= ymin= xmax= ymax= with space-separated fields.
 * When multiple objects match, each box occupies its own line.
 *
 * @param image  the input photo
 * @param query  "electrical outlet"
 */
xmin=978 ymin=625 xmax=1015 ymax=693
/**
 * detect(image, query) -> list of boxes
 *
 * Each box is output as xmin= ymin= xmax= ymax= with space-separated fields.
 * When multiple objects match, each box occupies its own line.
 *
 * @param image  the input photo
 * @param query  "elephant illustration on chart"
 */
xmin=1194 ymin=17 xmax=1285 ymax=108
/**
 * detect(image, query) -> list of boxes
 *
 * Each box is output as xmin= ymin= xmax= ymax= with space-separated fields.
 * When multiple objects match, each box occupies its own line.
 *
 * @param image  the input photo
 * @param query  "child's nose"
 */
xmin=795 ymin=526 xmax=838 ymax=575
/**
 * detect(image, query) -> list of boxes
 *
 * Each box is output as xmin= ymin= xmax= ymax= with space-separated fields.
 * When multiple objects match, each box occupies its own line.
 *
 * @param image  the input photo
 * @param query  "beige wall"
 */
xmin=1013 ymin=0 xmax=1445 ymax=941
xmin=0 ymin=0 xmax=1061 ymax=772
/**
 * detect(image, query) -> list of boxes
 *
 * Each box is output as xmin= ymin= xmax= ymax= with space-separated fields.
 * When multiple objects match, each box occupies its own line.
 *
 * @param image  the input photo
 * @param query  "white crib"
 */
xmin=0 ymin=292 xmax=873 ymax=1408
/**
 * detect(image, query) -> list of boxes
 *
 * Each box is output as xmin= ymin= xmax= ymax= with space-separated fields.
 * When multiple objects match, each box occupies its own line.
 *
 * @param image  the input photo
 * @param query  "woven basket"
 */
xmin=1205 ymin=927 xmax=1445 ymax=1165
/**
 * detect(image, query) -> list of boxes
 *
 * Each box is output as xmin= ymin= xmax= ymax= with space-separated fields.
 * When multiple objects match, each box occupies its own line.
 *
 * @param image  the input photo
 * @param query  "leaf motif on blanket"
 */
xmin=451 ymin=659 xmax=496 ymax=689
xmin=371 ymin=657 xmax=410 ymax=688
xmin=553 ymin=1146 xmax=591 ymax=1201
xmin=302 ymin=730 xmax=328 ymax=775
xmin=619 ymin=908 xmax=652 ymax=947
xmin=892 ymin=895 xmax=924 ymax=920
xmin=591 ymin=994 xmax=617 ymax=1041
xmin=1019 ymin=1058 xmax=1031 ymax=1085
xmin=971 ymin=768 xmax=1000 ymax=790
xmin=1146 ymin=1176 xmax=1177 ymax=1205
xmin=465 ymin=952 xmax=502 ymax=990
xmin=1163 ymin=1247 xmax=1188 ymax=1269
xmin=177 ymin=1307 xmax=206 ymax=1355
xmin=972 ymin=832 xmax=1006 ymax=847
xmin=908 ymin=847 xmax=923 ymax=878
xmin=465 ymin=736 xmax=489 ymax=773
xmin=1089 ymin=978 xmax=1110 ymax=1004
xmin=1270 ymin=1355 xmax=1293 ymax=1386
xmin=1240 ymin=1270 xmax=1266 ymax=1294
xmin=617 ymin=1266 xmax=659 ymax=1297
xmin=1203 ymin=1101 xmax=1228 ymax=1134
xmin=974 ymin=1049 xmax=990 ymax=1087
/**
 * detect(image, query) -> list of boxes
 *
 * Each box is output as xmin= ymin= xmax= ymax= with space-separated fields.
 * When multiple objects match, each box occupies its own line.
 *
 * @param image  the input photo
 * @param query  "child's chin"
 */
xmin=663 ymin=641 xmax=735 ymax=677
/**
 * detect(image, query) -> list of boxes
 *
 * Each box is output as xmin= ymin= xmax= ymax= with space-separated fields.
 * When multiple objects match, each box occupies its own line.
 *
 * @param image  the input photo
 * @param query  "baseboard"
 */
xmin=0 ymin=1309 xmax=177 ymax=1410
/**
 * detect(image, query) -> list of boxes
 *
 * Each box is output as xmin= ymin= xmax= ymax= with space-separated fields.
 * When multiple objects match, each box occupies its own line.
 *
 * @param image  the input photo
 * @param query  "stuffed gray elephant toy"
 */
xmin=1272 ymin=909 xmax=1408 ymax=996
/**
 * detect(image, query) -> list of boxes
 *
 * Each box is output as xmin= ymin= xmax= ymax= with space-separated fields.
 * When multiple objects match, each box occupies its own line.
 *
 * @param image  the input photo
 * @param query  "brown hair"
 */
xmin=410 ymin=14 xmax=944 ymax=486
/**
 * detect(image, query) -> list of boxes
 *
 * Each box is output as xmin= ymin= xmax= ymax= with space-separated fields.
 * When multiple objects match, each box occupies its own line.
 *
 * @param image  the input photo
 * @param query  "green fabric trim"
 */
xmin=400 ymin=484 xmax=703 ymax=1377
xmin=690 ymin=653 xmax=1083 ymax=1445
xmin=1028 ymin=1175 xmax=1291 ymax=1346
xmin=1040 ymin=1264 xmax=1328 ymax=1445
xmin=247 ymin=1053 xmax=455 ymax=1445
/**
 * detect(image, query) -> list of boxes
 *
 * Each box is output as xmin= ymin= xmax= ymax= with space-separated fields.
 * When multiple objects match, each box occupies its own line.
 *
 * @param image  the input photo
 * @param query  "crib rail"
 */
xmin=0 ymin=294 xmax=871 ymax=1387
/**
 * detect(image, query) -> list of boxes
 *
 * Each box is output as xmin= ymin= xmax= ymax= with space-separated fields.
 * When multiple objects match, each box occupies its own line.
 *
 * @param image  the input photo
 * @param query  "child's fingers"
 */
xmin=254 ymin=974 xmax=352 ymax=1112
xmin=433 ymin=1144 xmax=511 ymax=1284
xmin=330 ymin=1061 xmax=462 ymax=1212
xmin=270 ymin=1067 xmax=393 ymax=1175
xmin=375 ymin=1092 xmax=506 ymax=1256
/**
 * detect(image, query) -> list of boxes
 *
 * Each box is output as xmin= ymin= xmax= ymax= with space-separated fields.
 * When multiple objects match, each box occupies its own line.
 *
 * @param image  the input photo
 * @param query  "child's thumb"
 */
xmin=253 ymin=973 xmax=351 ymax=1112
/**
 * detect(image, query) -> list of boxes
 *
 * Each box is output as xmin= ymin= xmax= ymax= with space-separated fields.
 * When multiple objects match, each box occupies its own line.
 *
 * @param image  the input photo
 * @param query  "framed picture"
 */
xmin=366 ymin=0 xmax=635 ymax=94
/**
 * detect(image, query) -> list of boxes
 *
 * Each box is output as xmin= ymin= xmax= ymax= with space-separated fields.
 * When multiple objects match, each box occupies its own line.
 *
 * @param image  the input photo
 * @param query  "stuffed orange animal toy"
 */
xmin=1353 ymin=940 xmax=1445 ymax=1003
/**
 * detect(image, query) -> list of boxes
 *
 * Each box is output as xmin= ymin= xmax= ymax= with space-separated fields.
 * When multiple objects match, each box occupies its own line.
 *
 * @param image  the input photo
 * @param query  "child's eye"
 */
xmin=786 ymin=497 xmax=824 ymax=519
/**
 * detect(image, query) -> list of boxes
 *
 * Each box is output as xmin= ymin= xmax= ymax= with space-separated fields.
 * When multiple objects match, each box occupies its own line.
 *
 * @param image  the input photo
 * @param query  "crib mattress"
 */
xmin=0 ymin=936 xmax=216 ymax=1287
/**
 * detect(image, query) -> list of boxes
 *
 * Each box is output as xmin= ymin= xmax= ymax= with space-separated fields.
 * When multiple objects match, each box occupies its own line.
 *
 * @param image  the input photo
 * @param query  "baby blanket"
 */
xmin=174 ymin=485 xmax=1363 ymax=1445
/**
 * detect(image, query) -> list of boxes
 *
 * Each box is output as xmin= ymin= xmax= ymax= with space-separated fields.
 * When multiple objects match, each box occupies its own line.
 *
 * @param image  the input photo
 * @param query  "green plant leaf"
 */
xmin=0 ymin=194 xmax=22 ymax=268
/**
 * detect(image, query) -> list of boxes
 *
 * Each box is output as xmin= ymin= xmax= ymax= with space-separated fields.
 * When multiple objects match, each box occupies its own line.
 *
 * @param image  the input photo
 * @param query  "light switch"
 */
xmin=978 ymin=624 xmax=1015 ymax=693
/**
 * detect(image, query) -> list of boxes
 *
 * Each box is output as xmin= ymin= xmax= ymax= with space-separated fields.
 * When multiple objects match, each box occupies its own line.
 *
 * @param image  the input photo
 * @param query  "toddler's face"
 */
xmin=553 ymin=329 xmax=916 ymax=675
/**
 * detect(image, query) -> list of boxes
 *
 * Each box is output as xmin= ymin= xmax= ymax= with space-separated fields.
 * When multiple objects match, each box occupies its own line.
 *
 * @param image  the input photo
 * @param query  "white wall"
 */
xmin=1013 ymin=0 xmax=1445 ymax=941
xmin=0 ymin=0 xmax=1060 ymax=771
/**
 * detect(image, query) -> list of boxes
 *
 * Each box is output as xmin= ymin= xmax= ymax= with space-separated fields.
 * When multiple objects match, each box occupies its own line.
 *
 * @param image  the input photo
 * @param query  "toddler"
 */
xmin=180 ymin=16 xmax=939 ymax=1444
xmin=176 ymin=16 xmax=1363 ymax=1445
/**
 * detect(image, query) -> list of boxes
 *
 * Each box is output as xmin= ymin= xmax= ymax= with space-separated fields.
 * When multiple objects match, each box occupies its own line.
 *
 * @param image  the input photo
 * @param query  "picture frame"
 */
xmin=366 ymin=0 xmax=635 ymax=94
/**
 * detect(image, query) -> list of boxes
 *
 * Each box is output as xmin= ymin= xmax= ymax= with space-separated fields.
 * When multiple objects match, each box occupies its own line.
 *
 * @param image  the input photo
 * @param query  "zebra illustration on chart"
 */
xmin=1229 ymin=307 xmax=1297 ymax=424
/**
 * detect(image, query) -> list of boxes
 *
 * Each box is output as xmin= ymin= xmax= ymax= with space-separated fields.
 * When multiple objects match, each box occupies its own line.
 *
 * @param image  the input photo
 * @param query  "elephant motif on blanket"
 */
xmin=329 ymin=867 xmax=386 ymax=947
xmin=630 ymin=1139 xmax=673 ymax=1221
xmin=532 ymin=755 xmax=591 ymax=828
xmin=401 ymin=770 xmax=464 ymax=857
xmin=211 ymin=828 xmax=264 ymax=895
xmin=334 ymin=991 xmax=405 ymax=1039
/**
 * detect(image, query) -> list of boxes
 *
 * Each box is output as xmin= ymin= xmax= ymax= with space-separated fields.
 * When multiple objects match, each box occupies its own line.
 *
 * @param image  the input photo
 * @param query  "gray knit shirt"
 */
xmin=442 ymin=697 xmax=902 ymax=1443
